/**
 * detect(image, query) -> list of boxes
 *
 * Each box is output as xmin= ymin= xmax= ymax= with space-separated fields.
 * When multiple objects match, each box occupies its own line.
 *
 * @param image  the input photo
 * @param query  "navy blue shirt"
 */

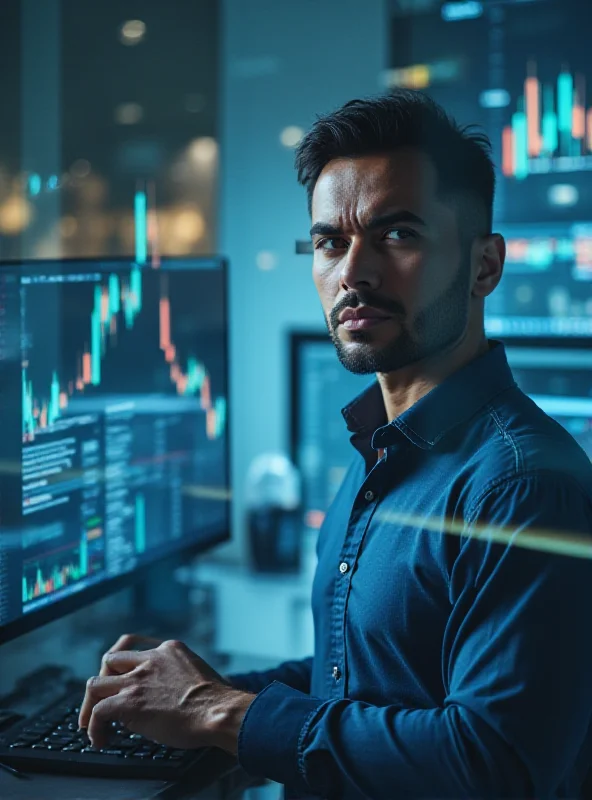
xmin=231 ymin=341 xmax=592 ymax=798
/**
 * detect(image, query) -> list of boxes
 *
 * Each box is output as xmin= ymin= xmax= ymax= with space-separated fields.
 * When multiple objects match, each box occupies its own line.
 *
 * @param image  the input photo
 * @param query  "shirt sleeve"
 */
xmin=227 ymin=656 xmax=313 ymax=695
xmin=237 ymin=472 xmax=592 ymax=798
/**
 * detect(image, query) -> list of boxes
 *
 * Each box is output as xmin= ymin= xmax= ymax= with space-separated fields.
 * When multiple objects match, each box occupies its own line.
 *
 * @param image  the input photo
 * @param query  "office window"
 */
xmin=0 ymin=0 xmax=219 ymax=262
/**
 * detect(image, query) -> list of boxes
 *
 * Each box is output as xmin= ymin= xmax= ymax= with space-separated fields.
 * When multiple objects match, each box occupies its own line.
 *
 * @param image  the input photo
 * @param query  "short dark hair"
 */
xmin=295 ymin=90 xmax=495 ymax=240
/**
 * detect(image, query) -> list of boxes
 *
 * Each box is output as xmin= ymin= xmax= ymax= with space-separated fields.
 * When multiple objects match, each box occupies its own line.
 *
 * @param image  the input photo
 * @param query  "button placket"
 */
xmin=329 ymin=470 xmax=382 ymax=697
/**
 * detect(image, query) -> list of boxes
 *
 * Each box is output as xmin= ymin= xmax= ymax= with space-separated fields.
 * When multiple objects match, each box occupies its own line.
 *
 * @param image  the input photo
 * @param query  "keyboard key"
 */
xmin=57 ymin=723 xmax=78 ymax=732
xmin=9 ymin=741 xmax=33 ymax=749
xmin=12 ymin=734 xmax=40 ymax=744
xmin=38 ymin=718 xmax=65 ymax=729
xmin=112 ymin=742 xmax=136 ymax=752
xmin=62 ymin=743 xmax=83 ymax=752
xmin=22 ymin=724 xmax=52 ymax=735
xmin=100 ymin=748 xmax=124 ymax=756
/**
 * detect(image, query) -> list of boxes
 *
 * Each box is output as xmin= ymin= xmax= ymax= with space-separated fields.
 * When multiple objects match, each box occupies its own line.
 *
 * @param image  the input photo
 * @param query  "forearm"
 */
xmin=226 ymin=656 xmax=313 ymax=695
xmin=237 ymin=684 xmax=531 ymax=798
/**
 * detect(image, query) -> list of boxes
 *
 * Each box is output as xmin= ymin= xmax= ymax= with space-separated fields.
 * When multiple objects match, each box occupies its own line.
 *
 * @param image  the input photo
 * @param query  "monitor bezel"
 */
xmin=0 ymin=254 xmax=231 ymax=646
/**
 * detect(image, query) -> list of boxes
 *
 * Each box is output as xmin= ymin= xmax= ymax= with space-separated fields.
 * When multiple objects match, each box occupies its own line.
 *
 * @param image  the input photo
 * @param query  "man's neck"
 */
xmin=376 ymin=334 xmax=491 ymax=423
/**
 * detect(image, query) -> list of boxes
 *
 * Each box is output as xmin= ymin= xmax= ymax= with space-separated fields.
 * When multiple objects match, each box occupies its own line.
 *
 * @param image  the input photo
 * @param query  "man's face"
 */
xmin=310 ymin=149 xmax=476 ymax=375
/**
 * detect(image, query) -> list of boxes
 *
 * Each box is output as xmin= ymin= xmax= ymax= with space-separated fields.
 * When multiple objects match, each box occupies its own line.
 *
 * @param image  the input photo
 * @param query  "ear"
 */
xmin=471 ymin=234 xmax=505 ymax=299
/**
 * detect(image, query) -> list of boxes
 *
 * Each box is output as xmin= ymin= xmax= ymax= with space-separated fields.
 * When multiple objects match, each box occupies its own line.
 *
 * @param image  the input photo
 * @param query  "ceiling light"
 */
xmin=280 ymin=126 xmax=304 ymax=148
xmin=119 ymin=20 xmax=146 ymax=46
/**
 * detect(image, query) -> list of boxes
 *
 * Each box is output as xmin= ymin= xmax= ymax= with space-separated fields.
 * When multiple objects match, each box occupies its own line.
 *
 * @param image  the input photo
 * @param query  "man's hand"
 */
xmin=78 ymin=637 xmax=255 ymax=754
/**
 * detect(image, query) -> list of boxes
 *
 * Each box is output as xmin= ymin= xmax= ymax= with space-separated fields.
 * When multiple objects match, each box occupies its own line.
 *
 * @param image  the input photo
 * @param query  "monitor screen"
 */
xmin=485 ymin=221 xmax=592 ymax=337
xmin=290 ymin=332 xmax=592 ymax=531
xmin=388 ymin=0 xmax=592 ymax=338
xmin=506 ymin=343 xmax=592 ymax=456
xmin=0 ymin=257 xmax=229 ymax=644
xmin=290 ymin=334 xmax=372 ymax=531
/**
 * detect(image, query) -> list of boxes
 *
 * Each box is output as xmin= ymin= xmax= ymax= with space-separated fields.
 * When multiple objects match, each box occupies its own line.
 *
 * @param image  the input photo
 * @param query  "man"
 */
xmin=79 ymin=91 xmax=592 ymax=798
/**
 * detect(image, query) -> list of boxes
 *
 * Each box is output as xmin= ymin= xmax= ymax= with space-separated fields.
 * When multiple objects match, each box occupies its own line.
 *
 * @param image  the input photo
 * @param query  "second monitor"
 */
xmin=290 ymin=332 xmax=592 ymax=531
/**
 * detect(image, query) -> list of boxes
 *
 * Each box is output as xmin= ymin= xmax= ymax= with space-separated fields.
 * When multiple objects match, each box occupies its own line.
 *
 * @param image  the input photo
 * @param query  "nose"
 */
xmin=339 ymin=238 xmax=382 ymax=293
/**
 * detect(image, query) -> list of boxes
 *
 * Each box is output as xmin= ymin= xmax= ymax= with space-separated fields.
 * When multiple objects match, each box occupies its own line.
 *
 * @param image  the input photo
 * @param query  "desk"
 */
xmin=0 ymin=748 xmax=262 ymax=799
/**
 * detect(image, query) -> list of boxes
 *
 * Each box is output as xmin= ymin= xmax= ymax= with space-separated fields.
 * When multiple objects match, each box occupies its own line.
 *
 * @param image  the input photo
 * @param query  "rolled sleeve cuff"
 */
xmin=237 ymin=680 xmax=326 ymax=791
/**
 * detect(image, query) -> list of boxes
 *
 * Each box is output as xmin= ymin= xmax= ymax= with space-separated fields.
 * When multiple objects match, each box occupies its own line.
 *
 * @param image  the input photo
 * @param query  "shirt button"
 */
xmin=332 ymin=666 xmax=341 ymax=681
xmin=364 ymin=490 xmax=375 ymax=502
xmin=339 ymin=562 xmax=349 ymax=574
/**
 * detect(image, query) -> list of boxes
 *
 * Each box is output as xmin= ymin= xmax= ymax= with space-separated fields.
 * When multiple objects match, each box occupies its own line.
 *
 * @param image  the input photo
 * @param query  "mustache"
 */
xmin=329 ymin=291 xmax=405 ymax=329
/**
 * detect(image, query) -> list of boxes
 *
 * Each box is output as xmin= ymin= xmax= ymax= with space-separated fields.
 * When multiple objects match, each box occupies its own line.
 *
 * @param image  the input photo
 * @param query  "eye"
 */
xmin=314 ymin=237 xmax=348 ymax=252
xmin=384 ymin=228 xmax=416 ymax=241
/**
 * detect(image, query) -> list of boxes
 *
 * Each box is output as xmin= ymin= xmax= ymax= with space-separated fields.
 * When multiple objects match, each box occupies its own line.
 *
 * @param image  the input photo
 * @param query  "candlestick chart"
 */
xmin=387 ymin=0 xmax=592 ymax=225
xmin=502 ymin=61 xmax=592 ymax=180
xmin=21 ymin=265 xmax=227 ymax=443
xmin=22 ymin=517 xmax=103 ymax=603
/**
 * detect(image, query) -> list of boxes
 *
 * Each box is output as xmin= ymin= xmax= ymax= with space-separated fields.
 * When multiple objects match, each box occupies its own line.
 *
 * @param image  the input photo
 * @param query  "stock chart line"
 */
xmin=502 ymin=61 xmax=592 ymax=179
xmin=21 ymin=531 xmax=90 ymax=602
xmin=159 ymin=276 xmax=226 ymax=440
xmin=22 ymin=267 xmax=226 ymax=441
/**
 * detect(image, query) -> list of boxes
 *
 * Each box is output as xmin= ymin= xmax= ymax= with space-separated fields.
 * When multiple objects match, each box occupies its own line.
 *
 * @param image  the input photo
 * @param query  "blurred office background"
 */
xmin=0 ymin=0 xmax=388 ymax=682
xmin=0 ymin=0 xmax=591 ymax=790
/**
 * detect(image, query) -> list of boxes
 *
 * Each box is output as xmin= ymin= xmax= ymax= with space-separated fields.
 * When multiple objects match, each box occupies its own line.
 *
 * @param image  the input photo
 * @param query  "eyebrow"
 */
xmin=309 ymin=210 xmax=427 ymax=238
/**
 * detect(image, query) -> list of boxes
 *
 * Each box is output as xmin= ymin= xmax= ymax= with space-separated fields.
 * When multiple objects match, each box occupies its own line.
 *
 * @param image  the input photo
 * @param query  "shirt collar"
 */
xmin=341 ymin=340 xmax=517 ymax=451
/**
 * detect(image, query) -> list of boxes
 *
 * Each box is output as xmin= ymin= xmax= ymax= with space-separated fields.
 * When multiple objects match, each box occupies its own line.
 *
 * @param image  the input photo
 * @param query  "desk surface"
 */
xmin=0 ymin=749 xmax=249 ymax=800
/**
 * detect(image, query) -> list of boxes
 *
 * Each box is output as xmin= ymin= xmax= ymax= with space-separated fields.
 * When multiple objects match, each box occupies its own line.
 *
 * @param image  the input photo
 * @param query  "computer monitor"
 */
xmin=290 ymin=333 xmax=372 ymax=530
xmin=290 ymin=332 xmax=592 ymax=531
xmin=506 ymin=339 xmax=592 ymax=457
xmin=485 ymin=221 xmax=592 ymax=337
xmin=387 ymin=0 xmax=592 ymax=338
xmin=0 ymin=256 xmax=229 ymax=645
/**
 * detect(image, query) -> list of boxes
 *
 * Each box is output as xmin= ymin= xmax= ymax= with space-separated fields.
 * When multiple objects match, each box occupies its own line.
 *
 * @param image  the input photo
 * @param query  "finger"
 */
xmin=78 ymin=674 xmax=128 ymax=731
xmin=102 ymin=649 xmax=150 ymax=675
xmin=87 ymin=696 xmax=127 ymax=751
xmin=100 ymin=634 xmax=162 ymax=676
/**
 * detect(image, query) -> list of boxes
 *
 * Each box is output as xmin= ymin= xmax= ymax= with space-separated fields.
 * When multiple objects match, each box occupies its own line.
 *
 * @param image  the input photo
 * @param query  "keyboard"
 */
xmin=0 ymin=693 xmax=210 ymax=779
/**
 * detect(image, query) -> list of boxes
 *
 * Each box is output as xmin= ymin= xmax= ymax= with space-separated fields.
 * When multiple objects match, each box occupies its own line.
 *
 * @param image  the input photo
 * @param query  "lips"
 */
xmin=338 ymin=306 xmax=392 ymax=324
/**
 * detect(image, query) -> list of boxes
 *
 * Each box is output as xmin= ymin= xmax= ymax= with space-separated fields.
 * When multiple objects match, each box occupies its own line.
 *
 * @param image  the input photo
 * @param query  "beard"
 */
xmin=326 ymin=255 xmax=472 ymax=375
